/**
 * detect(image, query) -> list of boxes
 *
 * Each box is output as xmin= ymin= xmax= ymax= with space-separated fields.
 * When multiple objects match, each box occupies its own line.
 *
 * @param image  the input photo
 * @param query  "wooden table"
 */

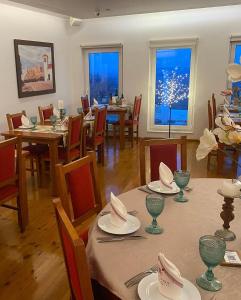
xmin=87 ymin=178 xmax=241 ymax=300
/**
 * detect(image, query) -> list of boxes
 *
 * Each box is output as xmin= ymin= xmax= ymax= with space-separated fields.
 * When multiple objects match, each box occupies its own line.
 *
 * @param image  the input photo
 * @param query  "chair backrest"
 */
xmin=132 ymin=95 xmax=142 ymax=122
xmin=139 ymin=137 xmax=187 ymax=186
xmin=66 ymin=114 xmax=84 ymax=162
xmin=93 ymin=107 xmax=107 ymax=138
xmin=6 ymin=111 xmax=26 ymax=130
xmin=212 ymin=93 xmax=217 ymax=128
xmin=81 ymin=96 xmax=90 ymax=115
xmin=53 ymin=199 xmax=94 ymax=300
xmin=38 ymin=104 xmax=53 ymax=124
xmin=56 ymin=152 xmax=102 ymax=226
xmin=208 ymin=100 xmax=213 ymax=130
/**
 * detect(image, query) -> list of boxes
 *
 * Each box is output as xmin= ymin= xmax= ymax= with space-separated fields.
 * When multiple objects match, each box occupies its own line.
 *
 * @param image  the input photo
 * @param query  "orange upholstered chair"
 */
xmin=55 ymin=152 xmax=102 ymax=244
xmin=53 ymin=199 xmax=94 ymax=300
xmin=139 ymin=136 xmax=187 ymax=186
xmin=38 ymin=104 xmax=53 ymax=125
xmin=113 ymin=95 xmax=142 ymax=147
xmin=0 ymin=137 xmax=28 ymax=232
xmin=81 ymin=95 xmax=90 ymax=115
xmin=86 ymin=107 xmax=107 ymax=165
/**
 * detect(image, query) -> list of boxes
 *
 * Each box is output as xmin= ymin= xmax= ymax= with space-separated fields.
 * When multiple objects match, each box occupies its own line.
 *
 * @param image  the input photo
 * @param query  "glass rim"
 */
xmin=146 ymin=193 xmax=164 ymax=200
xmin=199 ymin=235 xmax=226 ymax=245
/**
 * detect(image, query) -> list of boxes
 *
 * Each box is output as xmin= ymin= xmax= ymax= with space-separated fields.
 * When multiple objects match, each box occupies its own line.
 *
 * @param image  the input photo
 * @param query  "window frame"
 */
xmin=82 ymin=44 xmax=123 ymax=103
xmin=148 ymin=38 xmax=198 ymax=133
xmin=228 ymin=36 xmax=241 ymax=88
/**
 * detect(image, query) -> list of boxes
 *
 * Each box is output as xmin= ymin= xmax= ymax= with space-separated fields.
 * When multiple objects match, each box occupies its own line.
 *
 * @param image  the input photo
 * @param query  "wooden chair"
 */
xmin=42 ymin=114 xmax=84 ymax=168
xmin=55 ymin=152 xmax=102 ymax=244
xmin=0 ymin=137 xmax=28 ymax=232
xmin=139 ymin=136 xmax=187 ymax=186
xmin=212 ymin=93 xmax=217 ymax=128
xmin=113 ymin=95 xmax=142 ymax=147
xmin=38 ymin=104 xmax=53 ymax=125
xmin=207 ymin=100 xmax=218 ymax=169
xmin=81 ymin=95 xmax=90 ymax=115
xmin=86 ymin=107 xmax=107 ymax=165
xmin=53 ymin=198 xmax=94 ymax=300
xmin=6 ymin=111 xmax=47 ymax=186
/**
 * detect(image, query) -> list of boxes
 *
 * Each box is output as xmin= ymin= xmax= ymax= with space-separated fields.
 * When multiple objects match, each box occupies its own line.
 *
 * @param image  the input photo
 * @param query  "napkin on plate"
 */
xmin=159 ymin=162 xmax=173 ymax=190
xmin=223 ymin=105 xmax=230 ymax=115
xmin=84 ymin=110 xmax=92 ymax=120
xmin=53 ymin=107 xmax=60 ymax=118
xmin=158 ymin=253 xmax=184 ymax=300
xmin=93 ymin=98 xmax=98 ymax=106
xmin=110 ymin=192 xmax=128 ymax=227
xmin=21 ymin=115 xmax=31 ymax=127
xmin=111 ymin=96 xmax=117 ymax=104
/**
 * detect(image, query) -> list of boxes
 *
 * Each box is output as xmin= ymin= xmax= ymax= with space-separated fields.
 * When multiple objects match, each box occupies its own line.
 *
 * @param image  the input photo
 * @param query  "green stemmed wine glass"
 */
xmin=50 ymin=115 xmax=57 ymax=131
xmin=196 ymin=235 xmax=226 ymax=292
xmin=145 ymin=194 xmax=165 ymax=234
xmin=77 ymin=107 xmax=83 ymax=114
xmin=174 ymin=170 xmax=190 ymax=202
xmin=30 ymin=116 xmax=37 ymax=130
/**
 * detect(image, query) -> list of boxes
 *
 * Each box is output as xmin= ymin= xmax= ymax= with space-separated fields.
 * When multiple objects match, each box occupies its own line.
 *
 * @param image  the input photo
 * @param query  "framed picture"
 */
xmin=14 ymin=39 xmax=56 ymax=98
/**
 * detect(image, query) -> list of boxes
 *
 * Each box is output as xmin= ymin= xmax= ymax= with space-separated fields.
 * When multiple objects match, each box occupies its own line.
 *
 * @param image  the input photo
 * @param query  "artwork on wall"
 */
xmin=14 ymin=39 xmax=56 ymax=98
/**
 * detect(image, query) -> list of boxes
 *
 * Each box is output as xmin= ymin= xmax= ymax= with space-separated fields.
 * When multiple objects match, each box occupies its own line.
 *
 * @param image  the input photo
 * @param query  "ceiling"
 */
xmin=9 ymin=0 xmax=241 ymax=19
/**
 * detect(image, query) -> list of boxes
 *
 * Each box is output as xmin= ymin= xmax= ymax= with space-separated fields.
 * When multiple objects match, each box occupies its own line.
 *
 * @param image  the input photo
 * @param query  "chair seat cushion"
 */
xmin=0 ymin=185 xmax=18 ymax=202
xmin=23 ymin=144 xmax=48 ymax=156
xmin=86 ymin=136 xmax=104 ymax=147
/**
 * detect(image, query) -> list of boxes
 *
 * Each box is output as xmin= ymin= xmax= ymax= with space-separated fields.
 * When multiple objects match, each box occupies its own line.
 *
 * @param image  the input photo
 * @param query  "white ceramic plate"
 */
xmin=148 ymin=181 xmax=180 ymax=194
xmin=18 ymin=125 xmax=35 ymax=130
xmin=97 ymin=214 xmax=141 ymax=235
xmin=138 ymin=273 xmax=201 ymax=300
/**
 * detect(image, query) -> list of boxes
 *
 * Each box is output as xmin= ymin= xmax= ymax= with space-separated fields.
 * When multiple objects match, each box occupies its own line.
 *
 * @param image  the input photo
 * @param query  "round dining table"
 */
xmin=86 ymin=178 xmax=241 ymax=300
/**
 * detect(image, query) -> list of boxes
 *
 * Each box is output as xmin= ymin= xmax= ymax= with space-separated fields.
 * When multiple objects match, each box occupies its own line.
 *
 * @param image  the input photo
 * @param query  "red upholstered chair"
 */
xmin=38 ymin=104 xmax=53 ymax=125
xmin=42 ymin=114 xmax=84 ymax=166
xmin=86 ymin=107 xmax=107 ymax=165
xmin=81 ymin=95 xmax=90 ymax=115
xmin=53 ymin=199 xmax=94 ymax=300
xmin=113 ymin=95 xmax=142 ymax=147
xmin=139 ymin=136 xmax=187 ymax=186
xmin=0 ymin=137 xmax=28 ymax=232
xmin=55 ymin=152 xmax=102 ymax=244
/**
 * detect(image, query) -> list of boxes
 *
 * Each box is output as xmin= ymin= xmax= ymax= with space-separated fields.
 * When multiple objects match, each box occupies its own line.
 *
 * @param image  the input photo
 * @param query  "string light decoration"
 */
xmin=155 ymin=69 xmax=190 ymax=137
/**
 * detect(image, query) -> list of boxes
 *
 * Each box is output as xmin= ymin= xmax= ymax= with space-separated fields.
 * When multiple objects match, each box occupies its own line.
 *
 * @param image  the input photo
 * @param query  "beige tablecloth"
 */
xmin=86 ymin=178 xmax=241 ymax=300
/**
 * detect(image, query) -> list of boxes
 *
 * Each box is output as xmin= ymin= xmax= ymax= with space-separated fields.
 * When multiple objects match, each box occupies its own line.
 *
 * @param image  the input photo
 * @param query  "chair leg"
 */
xmin=30 ymin=157 xmax=34 ymax=176
xmin=41 ymin=159 xmax=46 ymax=185
xmin=35 ymin=157 xmax=42 ymax=188
xmin=136 ymin=125 xmax=139 ymax=144
xmin=16 ymin=194 xmax=28 ymax=233
xmin=101 ymin=143 xmax=104 ymax=165
xmin=130 ymin=126 xmax=134 ymax=148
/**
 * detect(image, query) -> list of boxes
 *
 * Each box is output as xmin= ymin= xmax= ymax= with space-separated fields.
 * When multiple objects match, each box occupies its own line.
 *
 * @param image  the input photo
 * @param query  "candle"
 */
xmin=220 ymin=180 xmax=241 ymax=198
xmin=58 ymin=100 xmax=64 ymax=109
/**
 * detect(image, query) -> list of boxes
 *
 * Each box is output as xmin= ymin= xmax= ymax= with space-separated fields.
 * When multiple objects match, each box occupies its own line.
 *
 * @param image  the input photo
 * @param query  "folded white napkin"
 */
xmin=158 ymin=253 xmax=184 ymax=300
xmin=21 ymin=115 xmax=30 ymax=127
xmin=84 ymin=110 xmax=92 ymax=120
xmin=53 ymin=107 xmax=60 ymax=118
xmin=220 ymin=180 xmax=241 ymax=198
xmin=223 ymin=105 xmax=230 ymax=115
xmin=159 ymin=162 xmax=173 ymax=190
xmin=110 ymin=192 xmax=128 ymax=227
xmin=111 ymin=96 xmax=117 ymax=104
xmin=93 ymin=98 xmax=98 ymax=106
xmin=224 ymin=97 xmax=230 ymax=106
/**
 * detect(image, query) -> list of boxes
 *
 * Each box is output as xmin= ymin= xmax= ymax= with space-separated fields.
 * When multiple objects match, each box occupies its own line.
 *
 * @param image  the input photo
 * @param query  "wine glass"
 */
xmin=77 ymin=107 xmax=83 ymax=114
xmin=145 ymin=194 xmax=165 ymax=234
xmin=50 ymin=115 xmax=57 ymax=131
xmin=30 ymin=116 xmax=37 ymax=130
xmin=174 ymin=170 xmax=190 ymax=202
xmin=196 ymin=235 xmax=226 ymax=291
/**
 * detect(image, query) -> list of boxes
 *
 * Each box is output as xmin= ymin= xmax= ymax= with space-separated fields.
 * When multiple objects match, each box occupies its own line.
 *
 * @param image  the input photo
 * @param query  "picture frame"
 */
xmin=14 ymin=39 xmax=56 ymax=98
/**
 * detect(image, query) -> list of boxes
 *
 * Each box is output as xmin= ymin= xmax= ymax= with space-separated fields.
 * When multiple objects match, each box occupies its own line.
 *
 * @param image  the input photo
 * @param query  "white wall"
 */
xmin=69 ymin=5 xmax=241 ymax=139
xmin=0 ymin=1 xmax=72 ymax=133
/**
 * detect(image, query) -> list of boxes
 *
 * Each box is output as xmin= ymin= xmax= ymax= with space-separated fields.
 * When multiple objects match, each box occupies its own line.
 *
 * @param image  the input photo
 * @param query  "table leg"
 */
xmin=119 ymin=112 xmax=125 ymax=150
xmin=49 ymin=140 xmax=58 ymax=196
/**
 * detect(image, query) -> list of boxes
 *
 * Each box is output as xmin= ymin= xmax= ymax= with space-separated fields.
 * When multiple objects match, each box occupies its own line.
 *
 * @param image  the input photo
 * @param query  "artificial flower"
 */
xmin=196 ymin=129 xmax=218 ymax=160
xmin=226 ymin=63 xmax=241 ymax=82
xmin=221 ymin=89 xmax=232 ymax=96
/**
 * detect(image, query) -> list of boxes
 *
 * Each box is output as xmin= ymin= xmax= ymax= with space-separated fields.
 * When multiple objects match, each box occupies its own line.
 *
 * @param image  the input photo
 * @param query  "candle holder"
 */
xmin=215 ymin=190 xmax=236 ymax=241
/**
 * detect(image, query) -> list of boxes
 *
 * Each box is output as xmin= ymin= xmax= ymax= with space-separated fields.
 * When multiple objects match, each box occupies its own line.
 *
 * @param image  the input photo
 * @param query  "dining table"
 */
xmin=1 ymin=121 xmax=91 ymax=196
xmin=86 ymin=178 xmax=241 ymax=300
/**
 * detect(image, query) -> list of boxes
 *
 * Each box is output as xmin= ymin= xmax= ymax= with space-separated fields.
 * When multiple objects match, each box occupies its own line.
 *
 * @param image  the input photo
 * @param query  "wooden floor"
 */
xmin=0 ymin=139 xmax=239 ymax=300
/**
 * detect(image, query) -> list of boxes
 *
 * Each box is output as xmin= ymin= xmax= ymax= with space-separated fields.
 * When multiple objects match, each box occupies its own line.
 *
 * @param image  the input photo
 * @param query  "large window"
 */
xmin=83 ymin=46 xmax=123 ymax=105
xmin=148 ymin=39 xmax=197 ymax=133
xmin=230 ymin=38 xmax=241 ymax=91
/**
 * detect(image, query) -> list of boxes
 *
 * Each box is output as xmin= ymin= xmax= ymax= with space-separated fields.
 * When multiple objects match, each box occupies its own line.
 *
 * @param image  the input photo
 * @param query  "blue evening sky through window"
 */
xmin=155 ymin=48 xmax=191 ymax=126
xmin=232 ymin=45 xmax=241 ymax=92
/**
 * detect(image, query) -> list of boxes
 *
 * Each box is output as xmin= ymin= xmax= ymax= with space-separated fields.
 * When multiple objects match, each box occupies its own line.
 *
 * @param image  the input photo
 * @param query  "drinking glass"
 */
xmin=174 ymin=170 xmax=190 ymax=202
xmin=145 ymin=194 xmax=165 ymax=234
xmin=30 ymin=116 xmax=37 ymax=130
xmin=196 ymin=235 xmax=226 ymax=292
xmin=50 ymin=115 xmax=57 ymax=130
xmin=77 ymin=107 xmax=83 ymax=114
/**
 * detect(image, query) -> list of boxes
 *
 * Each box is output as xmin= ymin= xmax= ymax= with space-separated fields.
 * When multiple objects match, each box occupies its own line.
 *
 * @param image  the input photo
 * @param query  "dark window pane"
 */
xmin=89 ymin=52 xmax=119 ymax=105
xmin=155 ymin=48 xmax=191 ymax=126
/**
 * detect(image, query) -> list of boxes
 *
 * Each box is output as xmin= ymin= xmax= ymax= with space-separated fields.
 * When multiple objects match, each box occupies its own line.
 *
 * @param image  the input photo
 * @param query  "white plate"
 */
xmin=148 ymin=181 xmax=180 ymax=194
xmin=97 ymin=214 xmax=141 ymax=235
xmin=18 ymin=125 xmax=35 ymax=129
xmin=138 ymin=273 xmax=201 ymax=300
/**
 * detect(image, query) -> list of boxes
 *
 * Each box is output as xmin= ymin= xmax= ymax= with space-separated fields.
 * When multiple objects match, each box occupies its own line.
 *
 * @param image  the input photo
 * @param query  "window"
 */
xmin=229 ymin=37 xmax=241 ymax=91
xmin=148 ymin=38 xmax=198 ymax=133
xmin=83 ymin=45 xmax=123 ymax=105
